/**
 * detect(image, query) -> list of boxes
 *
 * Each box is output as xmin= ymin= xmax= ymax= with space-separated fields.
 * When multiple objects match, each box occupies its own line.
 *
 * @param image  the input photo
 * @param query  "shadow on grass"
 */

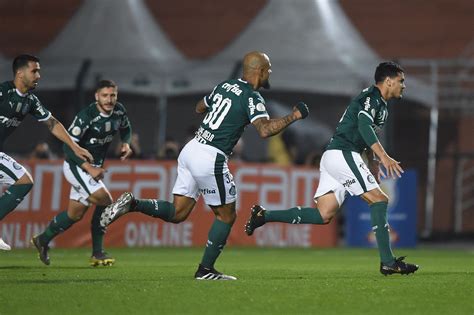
xmin=0 ymin=266 xmax=92 ymax=270
xmin=2 ymin=278 xmax=115 ymax=285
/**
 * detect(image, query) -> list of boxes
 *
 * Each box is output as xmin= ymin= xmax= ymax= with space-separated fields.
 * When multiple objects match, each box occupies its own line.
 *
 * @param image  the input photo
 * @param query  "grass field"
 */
xmin=0 ymin=247 xmax=472 ymax=315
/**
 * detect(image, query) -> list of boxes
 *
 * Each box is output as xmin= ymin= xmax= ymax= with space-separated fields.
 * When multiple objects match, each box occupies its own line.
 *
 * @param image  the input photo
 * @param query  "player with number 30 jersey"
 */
xmin=99 ymin=51 xmax=309 ymax=280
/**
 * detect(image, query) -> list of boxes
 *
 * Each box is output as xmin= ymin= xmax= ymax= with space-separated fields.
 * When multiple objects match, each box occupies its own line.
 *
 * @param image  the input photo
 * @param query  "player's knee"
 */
xmin=370 ymin=194 xmax=389 ymax=204
xmin=217 ymin=211 xmax=236 ymax=225
xmin=89 ymin=192 xmax=113 ymax=206
xmin=319 ymin=211 xmax=334 ymax=224
xmin=171 ymin=208 xmax=188 ymax=223
xmin=69 ymin=211 xmax=86 ymax=221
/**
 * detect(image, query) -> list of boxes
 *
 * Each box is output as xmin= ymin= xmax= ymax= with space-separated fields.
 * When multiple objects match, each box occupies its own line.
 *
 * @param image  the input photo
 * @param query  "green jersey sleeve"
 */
xmin=0 ymin=84 xmax=6 ymax=103
xmin=68 ymin=114 xmax=90 ymax=142
xmin=28 ymin=95 xmax=51 ymax=122
xmin=119 ymin=110 xmax=132 ymax=144
xmin=246 ymin=91 xmax=269 ymax=123
xmin=203 ymin=85 xmax=218 ymax=111
xmin=357 ymin=95 xmax=381 ymax=147
xmin=357 ymin=95 xmax=379 ymax=124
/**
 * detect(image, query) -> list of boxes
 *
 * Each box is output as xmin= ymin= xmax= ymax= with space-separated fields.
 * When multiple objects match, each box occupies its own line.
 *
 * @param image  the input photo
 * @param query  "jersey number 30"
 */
xmin=203 ymin=93 xmax=232 ymax=130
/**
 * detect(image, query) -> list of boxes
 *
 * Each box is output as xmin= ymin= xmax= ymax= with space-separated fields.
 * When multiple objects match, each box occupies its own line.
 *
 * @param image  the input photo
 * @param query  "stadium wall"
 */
xmin=0 ymin=160 xmax=338 ymax=249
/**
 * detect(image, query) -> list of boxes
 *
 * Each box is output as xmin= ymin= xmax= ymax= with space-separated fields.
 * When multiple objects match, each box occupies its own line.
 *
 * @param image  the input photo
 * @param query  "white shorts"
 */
xmin=0 ymin=152 xmax=27 ymax=185
xmin=314 ymin=150 xmax=379 ymax=206
xmin=172 ymin=138 xmax=236 ymax=206
xmin=63 ymin=161 xmax=106 ymax=206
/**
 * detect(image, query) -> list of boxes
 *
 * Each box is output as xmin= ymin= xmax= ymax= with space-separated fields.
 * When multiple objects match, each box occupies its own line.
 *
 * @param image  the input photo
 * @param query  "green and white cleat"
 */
xmin=100 ymin=192 xmax=134 ymax=228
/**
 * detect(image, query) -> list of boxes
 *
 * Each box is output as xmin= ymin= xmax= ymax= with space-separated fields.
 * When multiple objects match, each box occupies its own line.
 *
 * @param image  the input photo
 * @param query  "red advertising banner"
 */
xmin=0 ymin=160 xmax=337 ymax=249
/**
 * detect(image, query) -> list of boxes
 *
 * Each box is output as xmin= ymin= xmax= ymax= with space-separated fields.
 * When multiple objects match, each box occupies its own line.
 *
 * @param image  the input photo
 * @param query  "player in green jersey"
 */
xmin=246 ymin=61 xmax=419 ymax=276
xmin=32 ymin=80 xmax=132 ymax=266
xmin=99 ymin=51 xmax=309 ymax=280
xmin=0 ymin=54 xmax=92 ymax=251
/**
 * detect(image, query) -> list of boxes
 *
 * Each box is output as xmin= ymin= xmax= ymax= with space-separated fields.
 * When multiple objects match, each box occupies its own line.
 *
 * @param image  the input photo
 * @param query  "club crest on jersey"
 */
xmin=256 ymin=103 xmax=266 ymax=112
xmin=367 ymin=174 xmax=376 ymax=184
xmin=71 ymin=126 xmax=82 ymax=137
xmin=229 ymin=184 xmax=236 ymax=196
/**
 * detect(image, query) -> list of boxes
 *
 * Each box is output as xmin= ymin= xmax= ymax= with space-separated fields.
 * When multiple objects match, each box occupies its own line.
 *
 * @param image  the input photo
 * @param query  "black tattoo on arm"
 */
xmin=253 ymin=114 xmax=297 ymax=138
xmin=45 ymin=116 xmax=59 ymax=131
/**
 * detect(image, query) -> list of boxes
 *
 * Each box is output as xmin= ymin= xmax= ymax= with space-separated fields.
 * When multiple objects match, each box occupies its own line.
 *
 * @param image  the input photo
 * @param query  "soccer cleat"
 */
xmin=90 ymin=252 xmax=115 ymax=267
xmin=380 ymin=256 xmax=419 ymax=276
xmin=0 ymin=237 xmax=11 ymax=251
xmin=194 ymin=264 xmax=237 ymax=280
xmin=100 ymin=192 xmax=134 ymax=228
xmin=245 ymin=205 xmax=266 ymax=236
xmin=31 ymin=236 xmax=50 ymax=265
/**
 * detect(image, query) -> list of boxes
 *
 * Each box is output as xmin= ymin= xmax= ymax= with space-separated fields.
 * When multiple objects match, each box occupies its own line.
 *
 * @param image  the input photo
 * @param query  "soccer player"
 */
xmin=100 ymin=51 xmax=309 ymax=280
xmin=32 ymin=80 xmax=132 ymax=266
xmin=246 ymin=61 xmax=419 ymax=276
xmin=0 ymin=54 xmax=93 ymax=251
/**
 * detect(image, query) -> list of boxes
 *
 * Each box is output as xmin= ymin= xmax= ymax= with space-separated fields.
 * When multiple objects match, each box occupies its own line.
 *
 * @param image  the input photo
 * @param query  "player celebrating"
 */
xmin=246 ymin=61 xmax=419 ymax=276
xmin=32 ymin=80 xmax=132 ymax=266
xmin=0 ymin=54 xmax=92 ymax=251
xmin=100 ymin=51 xmax=309 ymax=280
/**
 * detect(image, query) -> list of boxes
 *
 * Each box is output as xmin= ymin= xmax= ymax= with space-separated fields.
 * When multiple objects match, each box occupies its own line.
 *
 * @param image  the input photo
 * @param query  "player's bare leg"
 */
xmin=195 ymin=202 xmax=237 ymax=280
xmin=362 ymin=188 xmax=418 ymax=275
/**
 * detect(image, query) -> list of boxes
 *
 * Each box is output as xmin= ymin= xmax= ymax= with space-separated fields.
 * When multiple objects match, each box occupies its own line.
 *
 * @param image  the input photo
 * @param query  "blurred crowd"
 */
xmin=26 ymin=128 xmax=323 ymax=169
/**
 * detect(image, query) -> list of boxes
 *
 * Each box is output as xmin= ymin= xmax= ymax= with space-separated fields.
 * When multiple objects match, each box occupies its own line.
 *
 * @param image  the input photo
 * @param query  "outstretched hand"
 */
xmin=380 ymin=155 xmax=404 ymax=179
xmin=120 ymin=143 xmax=133 ymax=161
xmin=294 ymin=102 xmax=309 ymax=119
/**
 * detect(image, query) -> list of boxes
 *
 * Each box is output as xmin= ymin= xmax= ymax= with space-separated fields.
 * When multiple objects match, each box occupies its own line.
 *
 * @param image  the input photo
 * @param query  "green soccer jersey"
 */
xmin=64 ymin=102 xmax=132 ymax=167
xmin=196 ymin=78 xmax=269 ymax=155
xmin=0 ymin=81 xmax=51 ymax=151
xmin=326 ymin=85 xmax=388 ymax=153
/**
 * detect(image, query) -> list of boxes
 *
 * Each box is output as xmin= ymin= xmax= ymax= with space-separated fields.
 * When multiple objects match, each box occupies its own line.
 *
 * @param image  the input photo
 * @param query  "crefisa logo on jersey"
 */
xmin=199 ymin=188 xmax=216 ymax=195
xmin=343 ymin=179 xmax=356 ymax=188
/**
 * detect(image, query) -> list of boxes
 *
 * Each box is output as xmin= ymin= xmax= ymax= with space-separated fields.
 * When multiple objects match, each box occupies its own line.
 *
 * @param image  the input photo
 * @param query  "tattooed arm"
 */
xmin=44 ymin=116 xmax=93 ymax=162
xmin=252 ymin=106 xmax=303 ymax=138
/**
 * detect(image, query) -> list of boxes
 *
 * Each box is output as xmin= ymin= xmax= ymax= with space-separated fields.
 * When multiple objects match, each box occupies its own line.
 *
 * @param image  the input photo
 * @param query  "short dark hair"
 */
xmin=374 ymin=61 xmax=404 ymax=83
xmin=12 ymin=54 xmax=40 ymax=75
xmin=96 ymin=79 xmax=117 ymax=91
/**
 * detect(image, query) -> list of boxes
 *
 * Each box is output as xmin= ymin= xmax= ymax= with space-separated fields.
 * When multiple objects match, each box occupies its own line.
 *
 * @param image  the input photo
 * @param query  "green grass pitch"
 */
xmin=0 ymin=247 xmax=472 ymax=314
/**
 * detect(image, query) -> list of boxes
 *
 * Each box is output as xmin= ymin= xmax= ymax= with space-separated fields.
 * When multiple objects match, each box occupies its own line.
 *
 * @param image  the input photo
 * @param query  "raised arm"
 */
xmin=44 ymin=116 xmax=93 ymax=162
xmin=252 ymin=102 xmax=308 ymax=138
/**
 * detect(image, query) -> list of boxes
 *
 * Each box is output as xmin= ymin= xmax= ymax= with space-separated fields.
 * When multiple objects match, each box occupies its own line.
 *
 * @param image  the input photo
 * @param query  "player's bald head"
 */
xmin=243 ymin=51 xmax=270 ymax=74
